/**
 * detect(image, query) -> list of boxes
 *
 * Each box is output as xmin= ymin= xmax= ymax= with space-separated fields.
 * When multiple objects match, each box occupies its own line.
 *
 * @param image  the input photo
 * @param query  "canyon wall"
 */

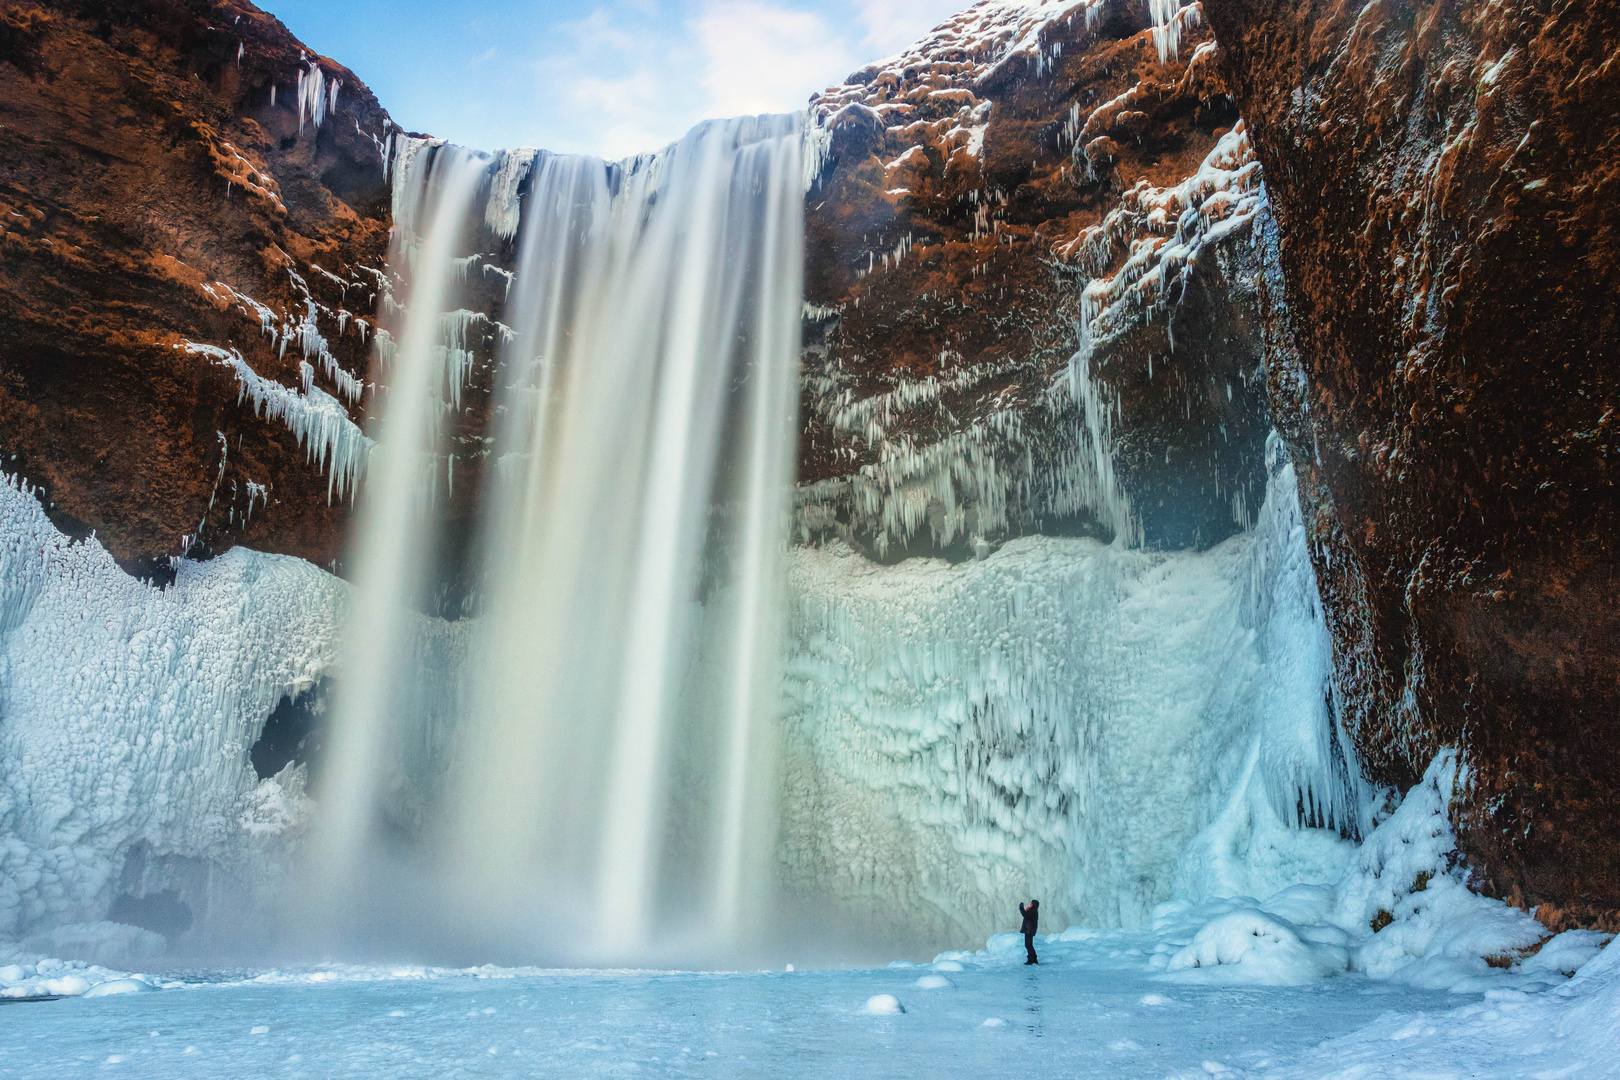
xmin=0 ymin=0 xmax=390 ymax=578
xmin=1204 ymin=0 xmax=1619 ymax=929
xmin=798 ymin=0 xmax=1271 ymax=558
xmin=0 ymin=0 xmax=1614 ymax=931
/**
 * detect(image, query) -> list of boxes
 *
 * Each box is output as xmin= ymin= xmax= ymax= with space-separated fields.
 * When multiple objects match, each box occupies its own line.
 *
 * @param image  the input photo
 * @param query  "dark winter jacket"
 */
xmin=1019 ymin=901 xmax=1039 ymax=935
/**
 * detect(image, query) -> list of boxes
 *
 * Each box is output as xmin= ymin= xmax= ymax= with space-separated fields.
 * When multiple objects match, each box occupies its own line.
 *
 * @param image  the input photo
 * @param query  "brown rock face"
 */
xmin=800 ymin=0 xmax=1272 ymax=557
xmin=1205 ymin=0 xmax=1620 ymax=928
xmin=0 ymin=0 xmax=392 ymax=578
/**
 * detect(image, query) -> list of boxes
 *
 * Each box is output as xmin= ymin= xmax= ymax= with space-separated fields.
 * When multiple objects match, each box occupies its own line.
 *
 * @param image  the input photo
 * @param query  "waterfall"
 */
xmin=309 ymin=116 xmax=804 ymax=963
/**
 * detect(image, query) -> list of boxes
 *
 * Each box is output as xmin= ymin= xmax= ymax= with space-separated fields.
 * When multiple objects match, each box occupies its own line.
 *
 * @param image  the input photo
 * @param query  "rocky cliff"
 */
xmin=0 ymin=0 xmax=1614 ymax=930
xmin=1205 ymin=0 xmax=1619 ymax=929
xmin=0 ymin=0 xmax=391 ymax=579
xmin=799 ymin=0 xmax=1273 ymax=558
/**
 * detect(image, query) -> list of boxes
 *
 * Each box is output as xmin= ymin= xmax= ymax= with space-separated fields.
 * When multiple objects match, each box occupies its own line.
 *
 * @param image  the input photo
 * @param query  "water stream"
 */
xmin=310 ymin=116 xmax=804 ymax=964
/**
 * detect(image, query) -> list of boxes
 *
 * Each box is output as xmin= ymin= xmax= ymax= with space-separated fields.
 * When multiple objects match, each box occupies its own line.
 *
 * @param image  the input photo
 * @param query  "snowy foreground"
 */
xmin=2 ymin=739 xmax=1615 ymax=1077
xmin=1 ymin=930 xmax=1616 ymax=1079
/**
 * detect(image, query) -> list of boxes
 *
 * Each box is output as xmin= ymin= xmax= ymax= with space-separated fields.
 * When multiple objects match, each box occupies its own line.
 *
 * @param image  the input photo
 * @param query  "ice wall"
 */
xmin=779 ymin=434 xmax=1367 ymax=944
xmin=0 ymin=476 xmax=344 ymax=945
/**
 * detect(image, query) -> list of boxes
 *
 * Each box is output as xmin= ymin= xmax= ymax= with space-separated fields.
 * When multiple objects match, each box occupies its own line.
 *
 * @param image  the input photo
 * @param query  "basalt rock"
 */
xmin=799 ymin=0 xmax=1273 ymax=558
xmin=0 ymin=0 xmax=393 ymax=579
xmin=1205 ymin=0 xmax=1620 ymax=929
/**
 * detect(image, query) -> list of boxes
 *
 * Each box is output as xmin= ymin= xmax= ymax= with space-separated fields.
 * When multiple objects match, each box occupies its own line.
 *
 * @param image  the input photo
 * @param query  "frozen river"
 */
xmin=0 ymin=956 xmax=1575 ymax=1079
xmin=3 ymin=962 xmax=1456 ymax=1079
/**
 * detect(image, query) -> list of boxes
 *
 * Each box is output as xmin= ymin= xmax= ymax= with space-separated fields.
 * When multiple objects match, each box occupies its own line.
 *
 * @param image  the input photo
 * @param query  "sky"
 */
xmin=261 ymin=0 xmax=968 ymax=158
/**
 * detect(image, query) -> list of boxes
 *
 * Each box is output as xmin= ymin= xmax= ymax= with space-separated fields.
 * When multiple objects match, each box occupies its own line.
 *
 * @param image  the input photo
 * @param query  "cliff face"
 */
xmin=2 ymin=0 xmax=1614 ymax=930
xmin=799 ymin=0 xmax=1273 ymax=558
xmin=1204 ymin=0 xmax=1619 ymax=929
xmin=0 ymin=0 xmax=390 ymax=578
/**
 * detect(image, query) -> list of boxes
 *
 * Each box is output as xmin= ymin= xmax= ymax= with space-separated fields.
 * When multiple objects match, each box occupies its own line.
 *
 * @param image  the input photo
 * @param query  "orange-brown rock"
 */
xmin=800 ymin=0 xmax=1271 ymax=557
xmin=1205 ymin=0 xmax=1620 ymax=929
xmin=0 ymin=0 xmax=392 ymax=579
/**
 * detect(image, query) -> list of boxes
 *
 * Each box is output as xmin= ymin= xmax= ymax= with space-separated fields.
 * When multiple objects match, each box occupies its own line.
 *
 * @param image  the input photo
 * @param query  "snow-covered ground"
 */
xmin=4 ymin=744 xmax=1613 ymax=1076
xmin=1 ymin=931 xmax=1614 ymax=1079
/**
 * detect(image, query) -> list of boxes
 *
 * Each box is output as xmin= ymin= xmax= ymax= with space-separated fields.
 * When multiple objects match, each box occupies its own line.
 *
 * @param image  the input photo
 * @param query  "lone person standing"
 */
xmin=1019 ymin=899 xmax=1039 ymax=965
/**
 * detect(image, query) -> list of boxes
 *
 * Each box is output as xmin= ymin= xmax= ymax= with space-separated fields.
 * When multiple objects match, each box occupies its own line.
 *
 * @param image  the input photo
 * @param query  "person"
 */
xmin=1019 ymin=899 xmax=1039 ymax=965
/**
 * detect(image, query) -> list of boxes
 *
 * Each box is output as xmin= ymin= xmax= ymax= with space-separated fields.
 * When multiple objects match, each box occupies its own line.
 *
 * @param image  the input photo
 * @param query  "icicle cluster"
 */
xmin=296 ymin=57 xmax=341 ymax=134
xmin=182 ymin=343 xmax=372 ymax=502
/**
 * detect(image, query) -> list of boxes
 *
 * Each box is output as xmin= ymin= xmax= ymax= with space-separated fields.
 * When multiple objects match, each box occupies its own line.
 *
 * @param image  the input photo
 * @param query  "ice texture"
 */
xmin=182 ymin=342 xmax=372 ymax=501
xmin=779 ymin=433 xmax=1365 ymax=941
xmin=0 ymin=475 xmax=349 ymax=943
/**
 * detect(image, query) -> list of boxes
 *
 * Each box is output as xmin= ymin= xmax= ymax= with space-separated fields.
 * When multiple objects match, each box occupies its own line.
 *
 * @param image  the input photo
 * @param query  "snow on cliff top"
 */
xmin=811 ymin=0 xmax=1100 ymax=120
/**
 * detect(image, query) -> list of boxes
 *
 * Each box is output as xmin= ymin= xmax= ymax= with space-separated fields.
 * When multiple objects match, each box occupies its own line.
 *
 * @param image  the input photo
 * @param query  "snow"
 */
xmin=1059 ymin=122 xmax=1264 ymax=347
xmin=807 ymin=0 xmax=1103 ymax=181
xmin=0 ymin=931 xmax=1610 ymax=1077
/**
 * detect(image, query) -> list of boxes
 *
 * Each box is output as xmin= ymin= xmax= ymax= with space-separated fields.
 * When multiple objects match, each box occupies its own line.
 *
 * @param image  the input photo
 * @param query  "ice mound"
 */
xmin=0 ymin=941 xmax=162 ymax=1000
xmin=1165 ymin=908 xmax=1348 ymax=984
xmin=82 ymin=978 xmax=158 ymax=997
xmin=863 ymin=993 xmax=905 ymax=1014
xmin=936 ymin=754 xmax=1610 ymax=997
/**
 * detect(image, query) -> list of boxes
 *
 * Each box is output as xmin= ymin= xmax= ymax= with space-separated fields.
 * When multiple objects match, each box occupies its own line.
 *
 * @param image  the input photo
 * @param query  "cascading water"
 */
xmin=0 ymin=111 xmax=1370 ymax=966
xmin=308 ymin=116 xmax=804 ymax=963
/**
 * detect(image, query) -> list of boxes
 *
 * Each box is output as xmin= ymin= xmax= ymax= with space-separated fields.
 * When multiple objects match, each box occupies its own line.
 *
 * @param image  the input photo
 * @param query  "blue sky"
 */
xmin=262 ymin=0 xmax=966 ymax=158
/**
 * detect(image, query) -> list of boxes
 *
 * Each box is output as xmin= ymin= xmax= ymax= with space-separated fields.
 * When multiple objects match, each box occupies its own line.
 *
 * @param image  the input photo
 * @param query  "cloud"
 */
xmin=531 ymin=6 xmax=706 ymax=157
xmin=693 ymin=0 xmax=858 ymax=116
xmin=849 ymin=0 xmax=968 ymax=57
xmin=515 ymin=0 xmax=976 ymax=158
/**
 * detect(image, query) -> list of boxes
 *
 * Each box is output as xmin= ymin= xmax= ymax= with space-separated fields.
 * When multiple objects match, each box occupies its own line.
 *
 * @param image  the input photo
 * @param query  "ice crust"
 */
xmin=0 ymin=426 xmax=1371 ymax=955
xmin=0 ymin=475 xmax=347 ymax=942
xmin=780 ymin=433 xmax=1365 ymax=940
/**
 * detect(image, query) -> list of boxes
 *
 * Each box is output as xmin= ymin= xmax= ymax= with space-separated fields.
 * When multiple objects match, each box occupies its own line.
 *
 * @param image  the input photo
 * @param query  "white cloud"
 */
xmin=693 ymin=1 xmax=858 ymax=117
xmin=849 ymin=0 xmax=969 ymax=57
xmin=512 ymin=0 xmax=976 ymax=158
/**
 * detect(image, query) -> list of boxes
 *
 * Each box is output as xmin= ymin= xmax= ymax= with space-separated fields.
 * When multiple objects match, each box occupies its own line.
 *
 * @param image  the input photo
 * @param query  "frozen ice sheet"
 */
xmin=0 ymin=942 xmax=1613 ymax=1079
xmin=0 ymin=960 xmax=1468 ymax=1078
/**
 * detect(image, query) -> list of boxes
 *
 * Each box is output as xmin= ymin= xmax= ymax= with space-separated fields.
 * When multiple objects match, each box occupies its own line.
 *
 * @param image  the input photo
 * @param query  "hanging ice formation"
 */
xmin=295 ymin=57 xmax=340 ymax=134
xmin=310 ymin=115 xmax=805 ymax=962
xmin=779 ymin=433 xmax=1370 ymax=944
